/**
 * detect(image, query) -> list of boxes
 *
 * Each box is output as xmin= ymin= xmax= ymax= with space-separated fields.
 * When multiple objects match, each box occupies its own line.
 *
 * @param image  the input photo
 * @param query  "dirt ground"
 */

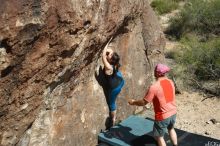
xmin=175 ymin=91 xmax=220 ymax=139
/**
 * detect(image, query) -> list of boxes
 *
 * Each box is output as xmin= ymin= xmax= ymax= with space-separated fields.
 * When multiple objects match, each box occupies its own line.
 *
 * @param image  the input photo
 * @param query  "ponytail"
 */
xmin=115 ymin=63 xmax=121 ymax=71
xmin=110 ymin=52 xmax=120 ymax=71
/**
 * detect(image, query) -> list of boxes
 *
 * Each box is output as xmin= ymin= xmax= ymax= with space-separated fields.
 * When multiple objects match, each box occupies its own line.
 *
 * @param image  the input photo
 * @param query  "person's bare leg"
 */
xmin=110 ymin=110 xmax=116 ymax=126
xmin=168 ymin=128 xmax=178 ymax=146
xmin=156 ymin=136 xmax=166 ymax=146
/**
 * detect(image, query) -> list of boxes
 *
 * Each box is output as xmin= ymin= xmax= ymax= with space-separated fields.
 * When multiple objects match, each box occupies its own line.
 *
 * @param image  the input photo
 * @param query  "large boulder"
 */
xmin=0 ymin=0 xmax=165 ymax=145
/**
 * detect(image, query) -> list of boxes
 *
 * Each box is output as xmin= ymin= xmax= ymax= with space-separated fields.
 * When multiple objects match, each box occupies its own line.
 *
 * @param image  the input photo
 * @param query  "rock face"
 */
xmin=0 ymin=0 xmax=165 ymax=145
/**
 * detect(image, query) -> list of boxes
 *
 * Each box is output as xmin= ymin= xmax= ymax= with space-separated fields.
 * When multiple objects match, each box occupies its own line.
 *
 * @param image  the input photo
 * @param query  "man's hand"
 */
xmin=128 ymin=99 xmax=135 ymax=105
xmin=128 ymin=99 xmax=148 ymax=106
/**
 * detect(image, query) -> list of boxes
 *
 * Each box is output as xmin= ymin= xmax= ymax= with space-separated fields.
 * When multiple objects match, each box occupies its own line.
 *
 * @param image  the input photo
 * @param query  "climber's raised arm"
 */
xmin=102 ymin=38 xmax=113 ymax=75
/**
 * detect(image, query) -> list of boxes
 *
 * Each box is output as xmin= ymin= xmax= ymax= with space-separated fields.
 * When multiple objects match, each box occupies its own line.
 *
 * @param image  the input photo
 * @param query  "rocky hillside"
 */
xmin=0 ymin=0 xmax=165 ymax=145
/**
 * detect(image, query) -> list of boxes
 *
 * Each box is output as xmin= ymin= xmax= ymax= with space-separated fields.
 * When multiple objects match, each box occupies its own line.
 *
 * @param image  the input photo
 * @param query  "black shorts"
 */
xmin=153 ymin=114 xmax=176 ymax=137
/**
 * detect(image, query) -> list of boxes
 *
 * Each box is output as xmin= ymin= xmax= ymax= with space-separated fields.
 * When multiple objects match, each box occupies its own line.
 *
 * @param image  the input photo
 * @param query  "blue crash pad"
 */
xmin=98 ymin=115 xmax=220 ymax=146
xmin=98 ymin=116 xmax=156 ymax=146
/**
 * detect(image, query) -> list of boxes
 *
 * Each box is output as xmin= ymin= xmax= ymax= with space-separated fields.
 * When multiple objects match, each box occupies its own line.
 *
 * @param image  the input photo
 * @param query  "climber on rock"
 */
xmin=102 ymin=38 xmax=125 ymax=128
xmin=128 ymin=64 xmax=178 ymax=146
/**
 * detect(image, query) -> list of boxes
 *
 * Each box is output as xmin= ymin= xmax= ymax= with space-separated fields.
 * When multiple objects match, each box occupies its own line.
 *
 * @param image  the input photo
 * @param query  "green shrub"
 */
xmin=167 ymin=0 xmax=220 ymax=38
xmin=151 ymin=0 xmax=179 ymax=14
xmin=165 ymin=50 xmax=176 ymax=59
xmin=174 ymin=35 xmax=220 ymax=81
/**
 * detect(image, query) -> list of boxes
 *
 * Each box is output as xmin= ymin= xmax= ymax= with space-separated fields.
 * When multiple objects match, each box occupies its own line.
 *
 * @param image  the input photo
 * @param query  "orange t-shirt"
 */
xmin=144 ymin=78 xmax=177 ymax=121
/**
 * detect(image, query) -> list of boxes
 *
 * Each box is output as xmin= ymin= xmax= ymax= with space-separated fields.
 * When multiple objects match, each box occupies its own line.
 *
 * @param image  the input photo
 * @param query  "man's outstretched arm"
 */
xmin=128 ymin=99 xmax=148 ymax=106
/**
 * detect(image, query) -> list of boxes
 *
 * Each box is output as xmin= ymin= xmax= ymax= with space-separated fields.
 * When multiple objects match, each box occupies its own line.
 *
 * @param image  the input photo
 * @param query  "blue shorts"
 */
xmin=107 ymin=80 xmax=124 ymax=111
xmin=153 ymin=114 xmax=176 ymax=137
